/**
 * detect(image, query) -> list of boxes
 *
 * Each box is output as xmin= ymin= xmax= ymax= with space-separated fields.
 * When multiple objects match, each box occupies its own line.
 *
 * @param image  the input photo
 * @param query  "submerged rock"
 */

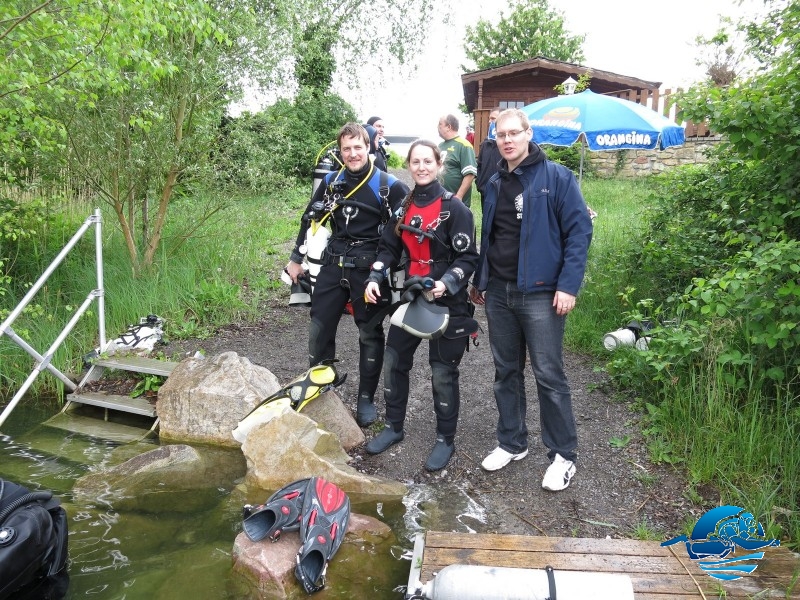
xmin=73 ymin=443 xmax=245 ymax=513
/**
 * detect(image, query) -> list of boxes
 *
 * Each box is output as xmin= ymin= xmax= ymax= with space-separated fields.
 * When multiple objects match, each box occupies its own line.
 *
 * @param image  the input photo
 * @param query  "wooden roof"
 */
xmin=461 ymin=56 xmax=662 ymax=112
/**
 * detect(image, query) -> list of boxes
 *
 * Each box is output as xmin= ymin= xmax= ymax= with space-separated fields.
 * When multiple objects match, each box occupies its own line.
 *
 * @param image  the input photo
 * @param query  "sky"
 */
xmin=348 ymin=0 xmax=766 ymax=141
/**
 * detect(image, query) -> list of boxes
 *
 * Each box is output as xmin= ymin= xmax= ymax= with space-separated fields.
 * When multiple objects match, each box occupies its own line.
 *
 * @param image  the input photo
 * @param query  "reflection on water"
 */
xmin=401 ymin=483 xmax=487 ymax=536
xmin=1 ymin=398 xmax=490 ymax=599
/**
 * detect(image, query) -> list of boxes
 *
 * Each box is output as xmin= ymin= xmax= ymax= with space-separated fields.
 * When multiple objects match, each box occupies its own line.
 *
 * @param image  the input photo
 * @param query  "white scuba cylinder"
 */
xmin=416 ymin=564 xmax=634 ymax=600
xmin=602 ymin=327 xmax=637 ymax=350
xmin=303 ymin=221 xmax=330 ymax=291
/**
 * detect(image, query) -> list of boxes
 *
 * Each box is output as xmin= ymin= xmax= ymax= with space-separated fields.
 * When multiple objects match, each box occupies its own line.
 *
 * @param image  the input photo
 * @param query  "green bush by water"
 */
xmin=599 ymin=166 xmax=800 ymax=549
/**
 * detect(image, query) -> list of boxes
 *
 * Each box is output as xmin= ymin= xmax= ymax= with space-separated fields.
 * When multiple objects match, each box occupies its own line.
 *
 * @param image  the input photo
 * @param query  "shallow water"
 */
xmin=0 ymin=398 xmax=487 ymax=599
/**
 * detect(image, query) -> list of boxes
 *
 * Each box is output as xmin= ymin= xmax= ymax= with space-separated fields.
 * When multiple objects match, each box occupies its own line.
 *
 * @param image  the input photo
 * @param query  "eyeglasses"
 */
xmin=495 ymin=130 xmax=527 ymax=141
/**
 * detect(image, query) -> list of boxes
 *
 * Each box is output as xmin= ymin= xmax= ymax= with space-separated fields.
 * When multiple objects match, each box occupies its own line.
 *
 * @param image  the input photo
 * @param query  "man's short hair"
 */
xmin=339 ymin=122 xmax=369 ymax=147
xmin=497 ymin=108 xmax=530 ymax=131
xmin=443 ymin=114 xmax=459 ymax=131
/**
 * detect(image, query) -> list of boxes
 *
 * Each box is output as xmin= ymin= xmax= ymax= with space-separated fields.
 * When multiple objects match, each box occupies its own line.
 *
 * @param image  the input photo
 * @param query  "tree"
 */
xmin=693 ymin=17 xmax=749 ymax=86
xmin=678 ymin=0 xmax=799 ymax=239
xmin=462 ymin=0 xmax=585 ymax=71
xmin=2 ymin=0 xmax=441 ymax=275
xmin=296 ymin=23 xmax=338 ymax=92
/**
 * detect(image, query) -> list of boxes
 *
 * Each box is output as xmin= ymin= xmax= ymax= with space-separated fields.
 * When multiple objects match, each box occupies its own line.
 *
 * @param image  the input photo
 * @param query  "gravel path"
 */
xmin=161 ymin=296 xmax=713 ymax=540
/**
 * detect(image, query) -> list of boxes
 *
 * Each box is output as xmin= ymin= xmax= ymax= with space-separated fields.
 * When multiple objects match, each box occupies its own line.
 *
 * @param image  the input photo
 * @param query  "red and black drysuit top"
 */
xmin=369 ymin=180 xmax=479 ymax=315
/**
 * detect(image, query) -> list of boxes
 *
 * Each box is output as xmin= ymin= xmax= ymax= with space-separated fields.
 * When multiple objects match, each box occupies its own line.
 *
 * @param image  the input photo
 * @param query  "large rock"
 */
xmin=243 ymin=410 xmax=407 ymax=498
xmin=157 ymin=352 xmax=281 ymax=446
xmin=301 ymin=390 xmax=365 ymax=451
xmin=72 ymin=444 xmax=245 ymax=513
xmin=157 ymin=351 xmax=364 ymax=450
xmin=231 ymin=513 xmax=392 ymax=599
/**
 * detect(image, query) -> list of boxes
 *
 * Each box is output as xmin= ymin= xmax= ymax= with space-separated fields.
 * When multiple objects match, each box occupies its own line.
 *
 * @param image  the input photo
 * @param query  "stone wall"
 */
xmin=587 ymin=137 xmax=722 ymax=178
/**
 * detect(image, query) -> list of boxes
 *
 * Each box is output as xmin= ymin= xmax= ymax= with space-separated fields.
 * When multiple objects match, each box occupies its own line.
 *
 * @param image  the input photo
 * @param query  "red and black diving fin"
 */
xmin=242 ymin=478 xmax=310 ymax=542
xmin=294 ymin=477 xmax=351 ymax=594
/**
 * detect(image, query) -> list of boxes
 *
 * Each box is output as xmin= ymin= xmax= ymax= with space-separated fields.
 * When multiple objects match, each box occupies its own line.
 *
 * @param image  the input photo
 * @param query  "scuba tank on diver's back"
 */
xmin=304 ymin=143 xmax=339 ymax=290
xmin=302 ymin=221 xmax=329 ymax=292
xmin=312 ymin=155 xmax=334 ymax=196
xmin=311 ymin=141 xmax=339 ymax=196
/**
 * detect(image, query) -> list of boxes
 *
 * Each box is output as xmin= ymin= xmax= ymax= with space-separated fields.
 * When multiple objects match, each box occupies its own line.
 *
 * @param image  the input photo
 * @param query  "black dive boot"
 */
xmin=425 ymin=434 xmax=455 ymax=471
xmin=365 ymin=424 xmax=405 ymax=454
xmin=356 ymin=392 xmax=378 ymax=427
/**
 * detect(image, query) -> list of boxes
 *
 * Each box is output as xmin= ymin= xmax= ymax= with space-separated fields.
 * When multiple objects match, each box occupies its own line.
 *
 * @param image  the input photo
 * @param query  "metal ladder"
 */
xmin=0 ymin=208 xmax=175 ymax=434
xmin=54 ymin=355 xmax=179 ymax=434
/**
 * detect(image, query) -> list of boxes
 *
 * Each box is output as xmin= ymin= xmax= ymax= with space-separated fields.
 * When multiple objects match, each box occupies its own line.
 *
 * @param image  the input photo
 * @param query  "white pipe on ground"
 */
xmin=415 ymin=564 xmax=635 ymax=600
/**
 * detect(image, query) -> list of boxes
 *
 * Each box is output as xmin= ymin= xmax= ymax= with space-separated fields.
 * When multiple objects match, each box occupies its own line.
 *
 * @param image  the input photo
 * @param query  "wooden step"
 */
xmin=93 ymin=355 xmax=178 ymax=376
xmin=42 ymin=411 xmax=156 ymax=443
xmin=13 ymin=425 xmax=120 ymax=466
xmin=67 ymin=390 xmax=158 ymax=417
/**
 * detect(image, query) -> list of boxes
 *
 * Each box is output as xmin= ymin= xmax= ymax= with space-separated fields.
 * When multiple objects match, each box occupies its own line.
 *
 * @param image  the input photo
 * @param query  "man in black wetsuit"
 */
xmin=286 ymin=122 xmax=409 ymax=426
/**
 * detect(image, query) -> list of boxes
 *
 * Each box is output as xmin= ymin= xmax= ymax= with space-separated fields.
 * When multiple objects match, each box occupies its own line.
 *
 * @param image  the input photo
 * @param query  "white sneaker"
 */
xmin=542 ymin=453 xmax=576 ymax=491
xmin=481 ymin=447 xmax=529 ymax=471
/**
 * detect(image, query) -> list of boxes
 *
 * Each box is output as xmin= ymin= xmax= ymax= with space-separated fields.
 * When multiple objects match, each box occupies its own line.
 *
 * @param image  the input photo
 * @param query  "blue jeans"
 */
xmin=484 ymin=278 xmax=578 ymax=462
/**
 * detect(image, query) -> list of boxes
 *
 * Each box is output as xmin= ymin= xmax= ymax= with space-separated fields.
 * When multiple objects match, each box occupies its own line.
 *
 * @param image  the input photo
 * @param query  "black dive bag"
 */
xmin=0 ymin=478 xmax=69 ymax=600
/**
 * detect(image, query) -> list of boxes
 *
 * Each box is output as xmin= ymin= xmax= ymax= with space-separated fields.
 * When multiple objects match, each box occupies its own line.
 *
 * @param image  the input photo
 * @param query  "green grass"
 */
xmin=630 ymin=518 xmax=662 ymax=541
xmin=565 ymin=178 xmax=657 ymax=351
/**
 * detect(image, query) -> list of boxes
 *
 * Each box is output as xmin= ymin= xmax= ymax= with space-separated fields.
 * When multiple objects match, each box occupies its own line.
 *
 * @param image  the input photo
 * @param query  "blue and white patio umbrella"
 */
xmin=522 ymin=89 xmax=685 ymax=183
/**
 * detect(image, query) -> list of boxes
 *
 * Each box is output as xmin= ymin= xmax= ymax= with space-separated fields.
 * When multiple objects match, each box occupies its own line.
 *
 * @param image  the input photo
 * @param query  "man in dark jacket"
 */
xmin=475 ymin=109 xmax=501 ymax=214
xmin=471 ymin=109 xmax=592 ymax=491
xmin=286 ymin=122 xmax=409 ymax=426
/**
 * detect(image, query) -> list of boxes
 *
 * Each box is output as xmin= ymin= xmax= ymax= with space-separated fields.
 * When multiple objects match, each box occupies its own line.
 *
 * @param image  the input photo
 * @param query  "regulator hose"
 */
xmin=0 ymin=490 xmax=53 ymax=524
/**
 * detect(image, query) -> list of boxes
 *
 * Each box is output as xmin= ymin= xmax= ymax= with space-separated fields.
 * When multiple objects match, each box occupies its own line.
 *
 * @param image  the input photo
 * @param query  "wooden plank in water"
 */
xmin=94 ymin=356 xmax=178 ymax=376
xmin=67 ymin=391 xmax=157 ymax=417
xmin=419 ymin=531 xmax=800 ymax=599
xmin=42 ymin=412 xmax=155 ymax=443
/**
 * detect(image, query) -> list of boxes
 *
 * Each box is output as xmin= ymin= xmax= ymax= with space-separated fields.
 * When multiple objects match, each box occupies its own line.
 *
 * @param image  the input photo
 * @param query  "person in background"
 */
xmin=475 ymin=108 xmax=502 ymax=215
xmin=366 ymin=116 xmax=385 ymax=141
xmin=471 ymin=108 xmax=592 ymax=491
xmin=437 ymin=114 xmax=477 ymax=208
xmin=363 ymin=139 xmax=478 ymax=472
xmin=365 ymin=124 xmax=387 ymax=171
xmin=366 ymin=116 xmax=389 ymax=165
xmin=285 ymin=122 xmax=409 ymax=427
xmin=465 ymin=125 xmax=475 ymax=145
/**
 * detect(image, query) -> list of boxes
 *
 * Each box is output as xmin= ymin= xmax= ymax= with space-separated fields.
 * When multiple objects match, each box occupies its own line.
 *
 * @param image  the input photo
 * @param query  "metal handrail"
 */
xmin=0 ymin=208 xmax=106 ymax=428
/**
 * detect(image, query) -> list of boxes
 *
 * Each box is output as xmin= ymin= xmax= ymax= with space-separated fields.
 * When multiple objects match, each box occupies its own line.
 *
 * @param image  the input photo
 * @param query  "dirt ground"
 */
xmin=160 ymin=296 xmax=717 ymax=542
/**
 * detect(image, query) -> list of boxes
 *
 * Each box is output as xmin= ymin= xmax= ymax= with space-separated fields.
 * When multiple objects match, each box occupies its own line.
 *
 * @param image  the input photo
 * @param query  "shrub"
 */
xmin=541 ymin=144 xmax=595 ymax=179
xmin=213 ymin=89 xmax=357 ymax=192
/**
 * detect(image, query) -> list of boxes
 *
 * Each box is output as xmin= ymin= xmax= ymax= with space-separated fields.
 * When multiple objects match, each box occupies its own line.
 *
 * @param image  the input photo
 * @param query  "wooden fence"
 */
xmin=606 ymin=88 xmax=711 ymax=138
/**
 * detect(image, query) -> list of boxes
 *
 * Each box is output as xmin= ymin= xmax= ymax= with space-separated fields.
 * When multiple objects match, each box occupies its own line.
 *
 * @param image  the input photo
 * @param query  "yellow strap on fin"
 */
xmin=251 ymin=361 xmax=345 ymax=414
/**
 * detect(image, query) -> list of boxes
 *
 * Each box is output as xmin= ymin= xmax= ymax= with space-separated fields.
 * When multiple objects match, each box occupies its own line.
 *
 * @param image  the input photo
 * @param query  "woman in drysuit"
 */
xmin=363 ymin=139 xmax=478 ymax=471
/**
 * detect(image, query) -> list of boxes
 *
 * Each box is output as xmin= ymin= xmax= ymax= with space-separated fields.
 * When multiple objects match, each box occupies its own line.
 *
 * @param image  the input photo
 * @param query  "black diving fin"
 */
xmin=294 ymin=477 xmax=351 ymax=594
xmin=242 ymin=478 xmax=310 ymax=542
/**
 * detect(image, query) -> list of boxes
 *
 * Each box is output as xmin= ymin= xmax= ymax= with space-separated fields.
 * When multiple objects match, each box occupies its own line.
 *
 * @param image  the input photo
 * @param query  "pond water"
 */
xmin=0 ymin=398 xmax=487 ymax=599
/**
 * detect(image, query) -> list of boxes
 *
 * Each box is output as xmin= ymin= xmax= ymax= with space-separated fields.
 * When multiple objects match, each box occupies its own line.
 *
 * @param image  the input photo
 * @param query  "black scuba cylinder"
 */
xmin=312 ymin=155 xmax=334 ymax=196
